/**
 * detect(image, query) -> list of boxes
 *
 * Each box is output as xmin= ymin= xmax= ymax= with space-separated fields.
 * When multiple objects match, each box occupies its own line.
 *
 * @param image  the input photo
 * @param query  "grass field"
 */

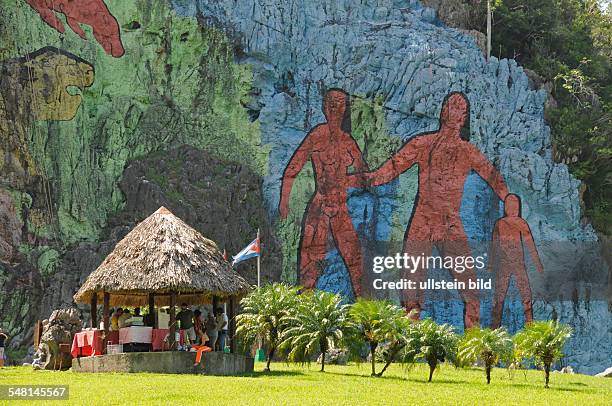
xmin=1 ymin=362 xmax=610 ymax=405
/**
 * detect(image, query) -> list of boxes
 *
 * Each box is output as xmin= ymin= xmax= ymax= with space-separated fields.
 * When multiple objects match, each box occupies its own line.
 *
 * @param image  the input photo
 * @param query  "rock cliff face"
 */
xmin=0 ymin=0 xmax=608 ymax=373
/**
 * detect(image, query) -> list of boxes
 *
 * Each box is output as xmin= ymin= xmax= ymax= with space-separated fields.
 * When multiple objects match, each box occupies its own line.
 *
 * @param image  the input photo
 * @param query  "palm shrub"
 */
xmin=412 ymin=319 xmax=458 ymax=382
xmin=514 ymin=320 xmax=572 ymax=388
xmin=235 ymin=283 xmax=300 ymax=371
xmin=375 ymin=315 xmax=417 ymax=377
xmin=458 ymin=327 xmax=513 ymax=384
xmin=344 ymin=299 xmax=406 ymax=376
xmin=279 ymin=290 xmax=348 ymax=372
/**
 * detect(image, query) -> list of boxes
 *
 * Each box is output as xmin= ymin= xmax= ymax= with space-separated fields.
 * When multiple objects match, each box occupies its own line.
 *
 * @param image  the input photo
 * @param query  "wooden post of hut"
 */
xmin=103 ymin=292 xmax=110 ymax=352
xmin=169 ymin=291 xmax=177 ymax=350
xmin=148 ymin=293 xmax=155 ymax=328
xmin=33 ymin=320 xmax=43 ymax=350
xmin=90 ymin=293 xmax=98 ymax=328
xmin=228 ymin=297 xmax=236 ymax=353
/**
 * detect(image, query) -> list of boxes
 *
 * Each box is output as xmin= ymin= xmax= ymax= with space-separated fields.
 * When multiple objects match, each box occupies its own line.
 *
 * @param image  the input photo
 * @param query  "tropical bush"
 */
xmin=279 ymin=290 xmax=348 ymax=372
xmin=514 ymin=320 xmax=573 ymax=388
xmin=458 ymin=327 xmax=513 ymax=384
xmin=411 ymin=319 xmax=459 ymax=382
xmin=236 ymin=284 xmax=576 ymax=389
xmin=235 ymin=283 xmax=299 ymax=371
xmin=344 ymin=299 xmax=407 ymax=376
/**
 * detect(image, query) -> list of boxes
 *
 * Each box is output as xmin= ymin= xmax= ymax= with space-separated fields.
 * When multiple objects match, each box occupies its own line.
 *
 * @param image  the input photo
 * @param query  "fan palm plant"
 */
xmin=458 ymin=327 xmax=513 ymax=384
xmin=412 ymin=319 xmax=458 ymax=382
xmin=235 ymin=283 xmax=300 ymax=371
xmin=375 ymin=315 xmax=417 ymax=377
xmin=514 ymin=320 xmax=572 ymax=388
xmin=344 ymin=299 xmax=407 ymax=376
xmin=280 ymin=290 xmax=349 ymax=372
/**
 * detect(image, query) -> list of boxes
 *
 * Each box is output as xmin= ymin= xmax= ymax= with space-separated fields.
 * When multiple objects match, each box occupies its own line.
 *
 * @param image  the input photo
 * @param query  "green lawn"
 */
xmin=0 ymin=362 xmax=610 ymax=405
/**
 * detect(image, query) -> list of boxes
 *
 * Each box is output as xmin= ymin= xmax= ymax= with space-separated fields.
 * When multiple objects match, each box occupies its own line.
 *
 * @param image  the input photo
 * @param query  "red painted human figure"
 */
xmin=279 ymin=89 xmax=367 ymax=296
xmin=351 ymin=92 xmax=508 ymax=328
xmin=489 ymin=194 xmax=543 ymax=328
xmin=25 ymin=0 xmax=125 ymax=57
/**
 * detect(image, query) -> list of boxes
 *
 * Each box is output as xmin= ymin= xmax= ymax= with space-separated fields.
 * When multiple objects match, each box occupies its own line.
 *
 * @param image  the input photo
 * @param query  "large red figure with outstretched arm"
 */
xmin=489 ymin=194 xmax=543 ymax=328
xmin=26 ymin=0 xmax=125 ymax=57
xmin=279 ymin=89 xmax=367 ymax=296
xmin=351 ymin=92 xmax=508 ymax=328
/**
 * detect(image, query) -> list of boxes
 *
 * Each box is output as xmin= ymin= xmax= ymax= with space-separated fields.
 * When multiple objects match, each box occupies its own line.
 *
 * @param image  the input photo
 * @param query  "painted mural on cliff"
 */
xmin=0 ymin=0 xmax=270 ymax=343
xmin=171 ymin=0 xmax=609 ymax=373
xmin=0 ymin=0 xmax=608 ymax=373
xmin=0 ymin=47 xmax=94 ymax=185
xmin=348 ymin=92 xmax=509 ymax=329
xmin=280 ymin=89 xmax=366 ymax=298
xmin=25 ymin=0 xmax=124 ymax=57
xmin=0 ymin=46 xmax=94 ymax=248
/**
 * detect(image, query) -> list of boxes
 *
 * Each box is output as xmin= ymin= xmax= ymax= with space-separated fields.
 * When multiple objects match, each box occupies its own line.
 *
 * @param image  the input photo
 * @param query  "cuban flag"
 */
xmin=232 ymin=237 xmax=260 ymax=266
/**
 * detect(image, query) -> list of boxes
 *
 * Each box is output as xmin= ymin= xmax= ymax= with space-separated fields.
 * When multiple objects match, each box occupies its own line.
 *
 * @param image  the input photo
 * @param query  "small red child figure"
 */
xmin=279 ymin=88 xmax=368 ymax=296
xmin=26 ymin=0 xmax=125 ymax=57
xmin=489 ymin=193 xmax=544 ymax=328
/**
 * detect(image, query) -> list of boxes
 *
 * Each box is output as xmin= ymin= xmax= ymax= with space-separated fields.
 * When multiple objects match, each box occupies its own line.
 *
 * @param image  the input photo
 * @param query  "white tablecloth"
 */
xmin=119 ymin=326 xmax=153 ymax=344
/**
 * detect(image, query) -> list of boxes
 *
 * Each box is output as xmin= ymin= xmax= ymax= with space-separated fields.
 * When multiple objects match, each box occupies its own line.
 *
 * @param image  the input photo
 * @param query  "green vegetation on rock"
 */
xmin=488 ymin=0 xmax=611 ymax=234
xmin=0 ymin=0 xmax=267 ymax=245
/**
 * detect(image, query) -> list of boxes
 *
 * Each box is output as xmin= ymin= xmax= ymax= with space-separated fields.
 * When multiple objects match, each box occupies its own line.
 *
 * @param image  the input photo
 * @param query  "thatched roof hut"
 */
xmin=74 ymin=207 xmax=251 ymax=307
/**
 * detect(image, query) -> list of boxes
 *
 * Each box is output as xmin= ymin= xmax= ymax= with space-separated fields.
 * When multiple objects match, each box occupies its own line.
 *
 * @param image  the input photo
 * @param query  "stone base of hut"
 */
xmin=71 ymin=352 xmax=254 ymax=375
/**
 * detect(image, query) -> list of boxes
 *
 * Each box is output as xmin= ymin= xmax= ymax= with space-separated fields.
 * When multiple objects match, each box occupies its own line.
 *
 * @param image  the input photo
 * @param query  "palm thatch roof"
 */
xmin=74 ymin=207 xmax=251 ymax=307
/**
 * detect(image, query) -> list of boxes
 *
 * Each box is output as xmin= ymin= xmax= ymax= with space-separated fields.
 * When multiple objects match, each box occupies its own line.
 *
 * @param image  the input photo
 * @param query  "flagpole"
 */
xmin=256 ymin=228 xmax=264 ymax=362
xmin=257 ymin=228 xmax=261 ymax=288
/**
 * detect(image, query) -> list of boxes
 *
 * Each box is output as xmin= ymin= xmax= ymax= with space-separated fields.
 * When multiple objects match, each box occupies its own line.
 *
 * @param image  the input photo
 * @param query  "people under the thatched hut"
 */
xmin=193 ymin=310 xmax=209 ymax=345
xmin=205 ymin=311 xmax=219 ymax=350
xmin=216 ymin=308 xmax=228 ymax=351
xmin=143 ymin=309 xmax=155 ymax=327
xmin=176 ymin=304 xmax=195 ymax=345
xmin=118 ymin=309 xmax=131 ymax=328
xmin=111 ymin=308 xmax=123 ymax=331
xmin=72 ymin=206 xmax=252 ymax=359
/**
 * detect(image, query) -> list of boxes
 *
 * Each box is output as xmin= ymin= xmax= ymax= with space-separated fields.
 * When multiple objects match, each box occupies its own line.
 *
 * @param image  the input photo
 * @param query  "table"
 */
xmin=71 ymin=330 xmax=104 ymax=358
xmin=151 ymin=329 xmax=185 ymax=351
xmin=106 ymin=331 xmax=119 ymax=346
xmin=119 ymin=326 xmax=153 ymax=344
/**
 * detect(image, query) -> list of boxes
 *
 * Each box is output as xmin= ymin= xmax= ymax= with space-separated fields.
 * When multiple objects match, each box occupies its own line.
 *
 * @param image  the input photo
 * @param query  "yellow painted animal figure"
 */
xmin=0 ymin=47 xmax=94 ymax=186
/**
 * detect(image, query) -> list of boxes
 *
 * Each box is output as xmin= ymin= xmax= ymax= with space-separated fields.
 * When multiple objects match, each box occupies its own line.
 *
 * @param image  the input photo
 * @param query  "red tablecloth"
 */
xmin=106 ymin=331 xmax=119 ymax=346
xmin=71 ymin=330 xmax=104 ymax=358
xmin=151 ymin=329 xmax=185 ymax=351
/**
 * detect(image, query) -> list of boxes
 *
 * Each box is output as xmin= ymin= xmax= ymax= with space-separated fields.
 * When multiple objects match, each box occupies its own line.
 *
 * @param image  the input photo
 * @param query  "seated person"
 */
xmin=110 ymin=308 xmax=123 ymax=331
xmin=193 ymin=310 xmax=209 ymax=345
xmin=143 ymin=309 xmax=155 ymax=327
xmin=118 ymin=308 xmax=131 ymax=328
xmin=134 ymin=307 xmax=141 ymax=317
